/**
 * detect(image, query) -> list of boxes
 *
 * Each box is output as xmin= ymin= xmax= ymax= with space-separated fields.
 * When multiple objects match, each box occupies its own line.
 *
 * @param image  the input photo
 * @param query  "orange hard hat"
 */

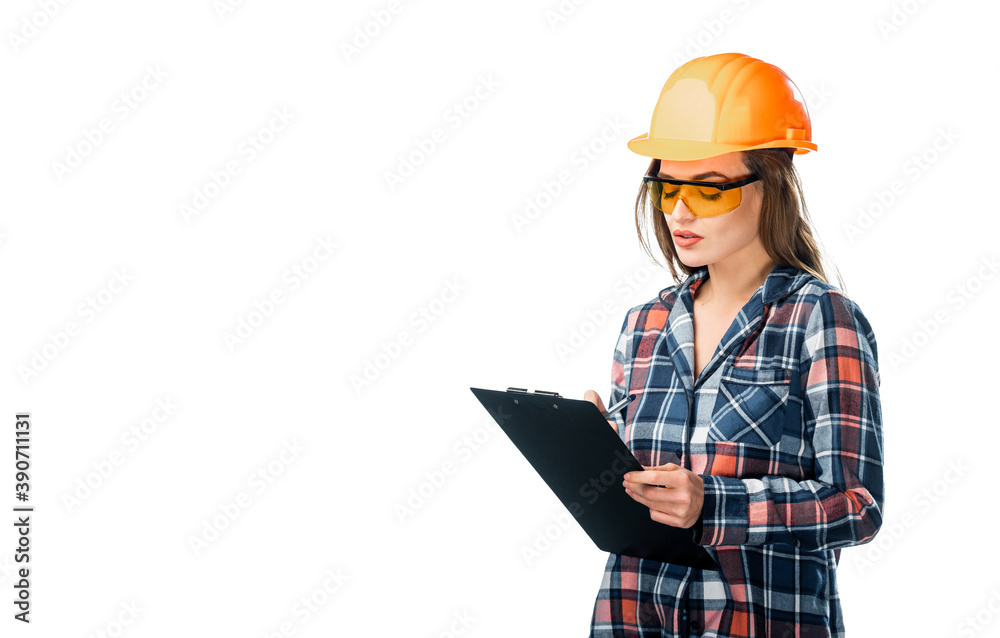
xmin=628 ymin=52 xmax=817 ymax=161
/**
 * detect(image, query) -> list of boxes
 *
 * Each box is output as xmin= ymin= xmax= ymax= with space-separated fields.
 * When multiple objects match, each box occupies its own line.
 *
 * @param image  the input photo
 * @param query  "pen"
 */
xmin=601 ymin=393 xmax=635 ymax=419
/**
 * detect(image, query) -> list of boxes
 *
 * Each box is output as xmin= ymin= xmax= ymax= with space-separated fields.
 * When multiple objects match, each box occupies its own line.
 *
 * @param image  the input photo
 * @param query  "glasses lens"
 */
xmin=689 ymin=184 xmax=742 ymax=217
xmin=647 ymin=179 xmax=744 ymax=217
xmin=645 ymin=181 xmax=662 ymax=210
xmin=646 ymin=181 xmax=680 ymax=212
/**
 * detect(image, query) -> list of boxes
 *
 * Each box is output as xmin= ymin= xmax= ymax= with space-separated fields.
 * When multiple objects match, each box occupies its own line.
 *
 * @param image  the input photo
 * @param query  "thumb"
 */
xmin=583 ymin=389 xmax=607 ymax=413
xmin=583 ymin=389 xmax=617 ymax=434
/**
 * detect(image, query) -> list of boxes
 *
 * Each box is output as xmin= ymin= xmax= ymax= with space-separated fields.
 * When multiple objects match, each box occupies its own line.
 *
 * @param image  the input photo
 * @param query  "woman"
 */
xmin=585 ymin=53 xmax=884 ymax=637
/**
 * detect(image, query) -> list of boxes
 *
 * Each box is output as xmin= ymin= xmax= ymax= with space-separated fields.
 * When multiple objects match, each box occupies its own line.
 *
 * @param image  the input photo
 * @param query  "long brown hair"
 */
xmin=634 ymin=148 xmax=843 ymax=290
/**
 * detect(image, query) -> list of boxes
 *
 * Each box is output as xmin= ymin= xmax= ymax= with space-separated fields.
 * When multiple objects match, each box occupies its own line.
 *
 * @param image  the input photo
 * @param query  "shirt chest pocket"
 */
xmin=709 ymin=366 xmax=792 ymax=448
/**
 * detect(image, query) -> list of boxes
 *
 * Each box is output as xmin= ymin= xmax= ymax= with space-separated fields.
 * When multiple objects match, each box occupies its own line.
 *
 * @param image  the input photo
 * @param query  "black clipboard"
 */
xmin=470 ymin=386 xmax=718 ymax=571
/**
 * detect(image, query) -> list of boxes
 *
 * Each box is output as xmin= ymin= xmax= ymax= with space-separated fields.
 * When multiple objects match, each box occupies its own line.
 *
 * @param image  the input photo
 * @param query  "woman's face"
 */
xmin=657 ymin=152 xmax=764 ymax=270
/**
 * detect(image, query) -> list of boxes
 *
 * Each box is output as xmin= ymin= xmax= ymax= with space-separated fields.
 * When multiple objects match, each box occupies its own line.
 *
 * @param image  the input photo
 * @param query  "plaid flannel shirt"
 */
xmin=589 ymin=263 xmax=884 ymax=637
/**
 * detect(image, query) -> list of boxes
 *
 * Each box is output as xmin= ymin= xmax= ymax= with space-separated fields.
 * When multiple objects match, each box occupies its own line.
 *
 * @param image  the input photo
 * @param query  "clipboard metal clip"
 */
xmin=506 ymin=387 xmax=562 ymax=398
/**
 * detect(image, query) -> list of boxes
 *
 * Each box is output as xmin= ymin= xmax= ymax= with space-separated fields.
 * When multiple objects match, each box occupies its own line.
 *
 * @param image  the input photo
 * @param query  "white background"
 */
xmin=1 ymin=0 xmax=998 ymax=636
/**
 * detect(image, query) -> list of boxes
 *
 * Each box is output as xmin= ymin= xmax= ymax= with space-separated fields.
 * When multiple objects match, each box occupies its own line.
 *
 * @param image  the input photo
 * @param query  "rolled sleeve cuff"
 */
xmin=696 ymin=475 xmax=749 ymax=546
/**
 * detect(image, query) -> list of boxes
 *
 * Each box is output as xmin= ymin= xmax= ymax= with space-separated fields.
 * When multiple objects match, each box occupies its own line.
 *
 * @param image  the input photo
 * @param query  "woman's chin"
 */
xmin=676 ymin=254 xmax=708 ymax=269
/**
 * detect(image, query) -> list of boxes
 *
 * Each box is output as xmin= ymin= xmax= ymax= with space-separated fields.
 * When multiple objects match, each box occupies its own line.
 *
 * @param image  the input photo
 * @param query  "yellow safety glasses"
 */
xmin=644 ymin=174 xmax=760 ymax=217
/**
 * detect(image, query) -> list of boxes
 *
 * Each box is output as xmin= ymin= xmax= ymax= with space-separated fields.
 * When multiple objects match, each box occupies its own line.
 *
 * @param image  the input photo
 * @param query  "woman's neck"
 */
xmin=696 ymin=254 xmax=777 ymax=307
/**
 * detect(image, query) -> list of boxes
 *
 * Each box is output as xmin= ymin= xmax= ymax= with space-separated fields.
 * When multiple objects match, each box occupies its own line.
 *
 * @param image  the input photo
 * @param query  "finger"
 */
xmin=583 ymin=389 xmax=606 ymax=413
xmin=626 ymin=485 xmax=679 ymax=513
xmin=625 ymin=476 xmax=684 ymax=506
xmin=649 ymin=508 xmax=689 ymax=529
xmin=626 ymin=469 xmax=679 ymax=487
xmin=624 ymin=484 xmax=649 ymax=507
xmin=583 ymin=390 xmax=618 ymax=433
xmin=627 ymin=487 xmax=690 ymax=524
xmin=632 ymin=463 xmax=684 ymax=483
xmin=626 ymin=481 xmax=674 ymax=504
xmin=640 ymin=463 xmax=681 ymax=478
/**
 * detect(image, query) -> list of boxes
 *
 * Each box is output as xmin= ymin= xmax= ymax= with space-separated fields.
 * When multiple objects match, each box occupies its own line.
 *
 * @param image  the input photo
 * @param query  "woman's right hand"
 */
xmin=584 ymin=389 xmax=617 ymax=434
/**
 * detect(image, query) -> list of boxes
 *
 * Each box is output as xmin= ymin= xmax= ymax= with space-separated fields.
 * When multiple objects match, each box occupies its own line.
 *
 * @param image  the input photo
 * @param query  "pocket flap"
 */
xmin=720 ymin=366 xmax=791 ymax=386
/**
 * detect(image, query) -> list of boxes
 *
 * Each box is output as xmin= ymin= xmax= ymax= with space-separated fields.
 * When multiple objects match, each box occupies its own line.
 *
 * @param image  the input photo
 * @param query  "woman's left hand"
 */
xmin=623 ymin=463 xmax=704 ymax=529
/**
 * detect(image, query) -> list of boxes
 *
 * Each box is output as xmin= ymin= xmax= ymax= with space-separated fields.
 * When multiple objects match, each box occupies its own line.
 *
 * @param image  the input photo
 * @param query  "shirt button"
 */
xmin=690 ymin=619 xmax=700 ymax=631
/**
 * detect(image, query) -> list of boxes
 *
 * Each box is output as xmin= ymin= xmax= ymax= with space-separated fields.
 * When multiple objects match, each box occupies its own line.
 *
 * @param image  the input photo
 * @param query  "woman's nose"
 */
xmin=669 ymin=196 xmax=695 ymax=220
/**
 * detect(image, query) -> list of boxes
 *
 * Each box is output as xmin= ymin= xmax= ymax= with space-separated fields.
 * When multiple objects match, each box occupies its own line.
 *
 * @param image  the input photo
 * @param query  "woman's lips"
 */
xmin=674 ymin=235 xmax=702 ymax=247
xmin=673 ymin=230 xmax=702 ymax=247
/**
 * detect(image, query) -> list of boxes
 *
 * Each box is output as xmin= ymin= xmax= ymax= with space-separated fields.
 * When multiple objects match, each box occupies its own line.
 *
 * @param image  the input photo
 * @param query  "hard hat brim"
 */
xmin=627 ymin=133 xmax=817 ymax=161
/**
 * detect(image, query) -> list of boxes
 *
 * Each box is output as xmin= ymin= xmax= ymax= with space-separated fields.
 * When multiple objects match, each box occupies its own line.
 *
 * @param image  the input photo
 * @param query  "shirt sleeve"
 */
xmin=695 ymin=289 xmax=885 ymax=551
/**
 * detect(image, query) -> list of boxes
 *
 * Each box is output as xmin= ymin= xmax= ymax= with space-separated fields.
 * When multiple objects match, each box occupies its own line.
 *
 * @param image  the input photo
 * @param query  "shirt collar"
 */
xmin=656 ymin=263 xmax=814 ymax=391
xmin=658 ymin=262 xmax=812 ymax=310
